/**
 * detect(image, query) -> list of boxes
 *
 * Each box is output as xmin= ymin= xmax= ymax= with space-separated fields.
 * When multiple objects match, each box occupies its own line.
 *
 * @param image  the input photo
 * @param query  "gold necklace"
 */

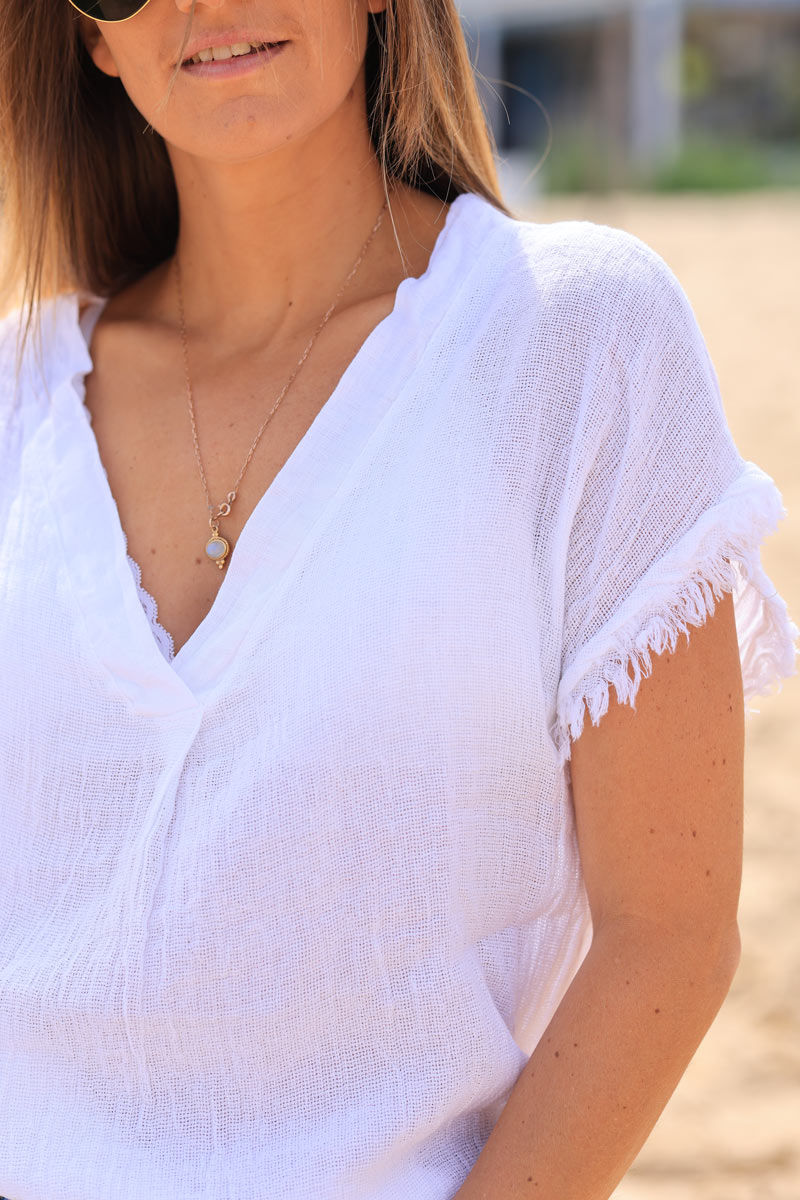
xmin=175 ymin=200 xmax=388 ymax=570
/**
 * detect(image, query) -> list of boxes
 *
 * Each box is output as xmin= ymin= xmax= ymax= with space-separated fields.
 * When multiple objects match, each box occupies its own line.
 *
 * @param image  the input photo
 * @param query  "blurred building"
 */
xmin=457 ymin=0 xmax=800 ymax=193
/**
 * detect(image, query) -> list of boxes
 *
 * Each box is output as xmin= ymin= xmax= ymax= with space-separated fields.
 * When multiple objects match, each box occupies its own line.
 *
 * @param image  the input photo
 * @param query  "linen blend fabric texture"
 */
xmin=0 ymin=191 xmax=797 ymax=1200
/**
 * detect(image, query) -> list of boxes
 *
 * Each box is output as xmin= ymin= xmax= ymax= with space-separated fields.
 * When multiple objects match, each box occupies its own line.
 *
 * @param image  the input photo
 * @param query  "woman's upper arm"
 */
xmin=568 ymin=588 xmax=744 ymax=944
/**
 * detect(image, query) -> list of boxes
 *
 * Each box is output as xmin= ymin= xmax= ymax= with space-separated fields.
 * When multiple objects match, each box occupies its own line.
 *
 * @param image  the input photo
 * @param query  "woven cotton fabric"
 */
xmin=0 ymin=191 xmax=797 ymax=1200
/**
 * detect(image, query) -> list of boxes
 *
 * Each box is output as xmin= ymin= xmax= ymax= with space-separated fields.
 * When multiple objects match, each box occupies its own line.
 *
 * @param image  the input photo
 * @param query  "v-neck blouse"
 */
xmin=71 ymin=266 xmax=180 ymax=664
xmin=0 ymin=191 xmax=797 ymax=1200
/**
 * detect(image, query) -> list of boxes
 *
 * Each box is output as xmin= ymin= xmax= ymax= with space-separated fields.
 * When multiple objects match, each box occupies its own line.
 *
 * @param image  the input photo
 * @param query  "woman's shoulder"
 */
xmin=467 ymin=197 xmax=696 ymax=364
xmin=0 ymin=303 xmax=29 ymax=430
xmin=0 ymin=291 xmax=85 ymax=443
xmin=503 ymin=204 xmax=681 ymax=311
xmin=0 ymin=289 xmax=83 ymax=376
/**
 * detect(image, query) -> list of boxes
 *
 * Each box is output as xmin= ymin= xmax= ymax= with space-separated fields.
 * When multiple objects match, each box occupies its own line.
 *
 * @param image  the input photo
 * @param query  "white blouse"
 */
xmin=0 ymin=191 xmax=796 ymax=1200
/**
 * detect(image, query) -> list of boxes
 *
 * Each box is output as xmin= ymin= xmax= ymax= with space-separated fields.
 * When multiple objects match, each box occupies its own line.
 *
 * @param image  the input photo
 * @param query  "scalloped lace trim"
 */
xmin=124 ymin=548 xmax=176 ymax=663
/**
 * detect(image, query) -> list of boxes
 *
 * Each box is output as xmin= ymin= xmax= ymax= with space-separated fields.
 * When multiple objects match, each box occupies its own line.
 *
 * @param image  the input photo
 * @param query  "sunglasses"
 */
xmin=67 ymin=0 xmax=152 ymax=20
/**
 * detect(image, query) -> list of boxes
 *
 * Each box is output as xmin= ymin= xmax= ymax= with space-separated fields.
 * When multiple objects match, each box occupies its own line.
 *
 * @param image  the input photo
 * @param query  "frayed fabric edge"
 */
xmin=552 ymin=463 xmax=800 ymax=771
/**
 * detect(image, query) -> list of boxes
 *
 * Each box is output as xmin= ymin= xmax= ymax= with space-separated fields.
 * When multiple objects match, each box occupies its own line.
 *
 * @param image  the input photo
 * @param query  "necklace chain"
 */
xmin=174 ymin=199 xmax=388 ymax=568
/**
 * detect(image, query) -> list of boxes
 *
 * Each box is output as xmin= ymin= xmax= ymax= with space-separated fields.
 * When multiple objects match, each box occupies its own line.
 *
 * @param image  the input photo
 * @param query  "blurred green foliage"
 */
xmin=681 ymin=43 xmax=715 ymax=103
xmin=537 ymin=130 xmax=620 ymax=194
xmin=645 ymin=136 xmax=800 ymax=191
xmin=540 ymin=130 xmax=800 ymax=193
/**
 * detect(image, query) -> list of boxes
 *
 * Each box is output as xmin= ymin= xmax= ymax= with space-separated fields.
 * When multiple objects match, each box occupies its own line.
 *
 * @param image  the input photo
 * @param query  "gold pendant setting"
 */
xmin=205 ymin=522 xmax=230 ymax=570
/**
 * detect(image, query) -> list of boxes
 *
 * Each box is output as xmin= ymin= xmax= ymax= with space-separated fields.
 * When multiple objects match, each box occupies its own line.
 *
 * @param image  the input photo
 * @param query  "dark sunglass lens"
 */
xmin=70 ymin=0 xmax=148 ymax=19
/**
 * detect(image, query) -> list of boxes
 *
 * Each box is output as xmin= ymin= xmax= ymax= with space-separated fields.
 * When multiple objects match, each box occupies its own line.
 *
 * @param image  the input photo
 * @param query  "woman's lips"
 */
xmin=181 ymin=42 xmax=288 ymax=78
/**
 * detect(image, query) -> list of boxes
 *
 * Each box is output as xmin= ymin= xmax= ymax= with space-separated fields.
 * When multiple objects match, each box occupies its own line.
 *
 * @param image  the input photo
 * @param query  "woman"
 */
xmin=0 ymin=0 xmax=796 ymax=1195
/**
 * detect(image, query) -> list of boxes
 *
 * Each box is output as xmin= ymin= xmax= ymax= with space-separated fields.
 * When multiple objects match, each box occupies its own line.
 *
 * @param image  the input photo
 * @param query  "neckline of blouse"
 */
xmin=36 ymin=190 xmax=506 ymax=715
xmin=72 ymin=191 xmax=490 ymax=370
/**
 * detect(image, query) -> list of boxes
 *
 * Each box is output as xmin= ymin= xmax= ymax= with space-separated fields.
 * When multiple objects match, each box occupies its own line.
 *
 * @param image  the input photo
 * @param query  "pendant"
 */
xmin=205 ymin=522 xmax=230 ymax=570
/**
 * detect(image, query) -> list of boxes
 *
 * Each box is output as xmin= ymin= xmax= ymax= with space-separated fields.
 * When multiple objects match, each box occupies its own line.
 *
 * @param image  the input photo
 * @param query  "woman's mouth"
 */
xmin=181 ymin=41 xmax=288 ymax=78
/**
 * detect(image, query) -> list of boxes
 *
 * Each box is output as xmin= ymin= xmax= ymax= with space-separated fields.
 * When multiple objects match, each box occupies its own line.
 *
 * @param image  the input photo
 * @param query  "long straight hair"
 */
xmin=0 ymin=0 xmax=511 ymax=373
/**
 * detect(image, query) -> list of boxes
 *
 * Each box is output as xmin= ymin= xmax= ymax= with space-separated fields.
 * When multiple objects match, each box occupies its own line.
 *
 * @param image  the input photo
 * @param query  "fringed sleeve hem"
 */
xmin=552 ymin=462 xmax=799 ymax=770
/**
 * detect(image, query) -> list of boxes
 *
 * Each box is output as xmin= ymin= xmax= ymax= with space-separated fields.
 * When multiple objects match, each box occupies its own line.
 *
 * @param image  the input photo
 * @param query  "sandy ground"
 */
xmin=520 ymin=189 xmax=800 ymax=1200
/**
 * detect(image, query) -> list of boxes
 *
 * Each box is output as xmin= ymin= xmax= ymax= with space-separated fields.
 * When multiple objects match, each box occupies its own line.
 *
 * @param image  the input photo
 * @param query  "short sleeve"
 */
xmin=552 ymin=235 xmax=799 ymax=770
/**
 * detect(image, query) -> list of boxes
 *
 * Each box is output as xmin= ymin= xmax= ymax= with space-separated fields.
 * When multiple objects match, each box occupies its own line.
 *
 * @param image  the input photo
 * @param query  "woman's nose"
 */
xmin=173 ymin=0 xmax=226 ymax=12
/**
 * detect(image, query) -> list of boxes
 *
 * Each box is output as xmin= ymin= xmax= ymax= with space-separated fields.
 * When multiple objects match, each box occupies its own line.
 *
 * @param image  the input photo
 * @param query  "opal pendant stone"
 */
xmin=205 ymin=534 xmax=230 ymax=570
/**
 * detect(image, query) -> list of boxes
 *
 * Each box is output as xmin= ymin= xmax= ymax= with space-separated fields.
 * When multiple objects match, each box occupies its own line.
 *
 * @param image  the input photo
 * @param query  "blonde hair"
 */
xmin=0 ymin=0 xmax=511 ymax=369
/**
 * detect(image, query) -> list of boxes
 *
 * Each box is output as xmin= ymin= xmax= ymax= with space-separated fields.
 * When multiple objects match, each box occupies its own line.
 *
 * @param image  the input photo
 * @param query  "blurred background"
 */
xmin=456 ymin=1 xmax=799 ymax=1195
xmin=461 ymin=0 xmax=800 ymax=199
